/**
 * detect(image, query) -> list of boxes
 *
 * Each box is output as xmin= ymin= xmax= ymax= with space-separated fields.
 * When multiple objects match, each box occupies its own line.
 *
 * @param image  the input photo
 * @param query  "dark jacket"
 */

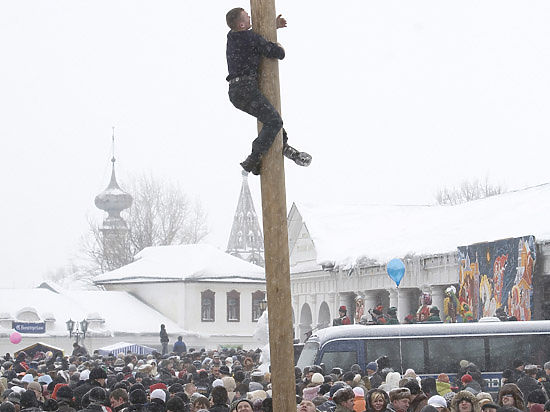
xmin=173 ymin=340 xmax=187 ymax=354
xmin=226 ymin=29 xmax=285 ymax=81
xmin=516 ymin=375 xmax=541 ymax=401
xmin=57 ymin=402 xmax=77 ymax=412
xmin=73 ymin=380 xmax=103 ymax=409
xmin=318 ymin=400 xmax=337 ymax=412
xmin=160 ymin=328 xmax=169 ymax=343
xmin=208 ymin=404 xmax=229 ymax=412
xmin=409 ymin=393 xmax=428 ymax=412
xmin=79 ymin=404 xmax=107 ymax=412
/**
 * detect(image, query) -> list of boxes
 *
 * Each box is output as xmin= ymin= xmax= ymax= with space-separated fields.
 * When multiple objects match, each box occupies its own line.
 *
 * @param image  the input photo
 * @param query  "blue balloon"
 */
xmin=386 ymin=258 xmax=406 ymax=287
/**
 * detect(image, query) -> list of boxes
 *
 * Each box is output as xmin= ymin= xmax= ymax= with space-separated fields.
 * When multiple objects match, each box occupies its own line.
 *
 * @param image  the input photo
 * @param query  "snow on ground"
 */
xmin=297 ymin=183 xmax=550 ymax=267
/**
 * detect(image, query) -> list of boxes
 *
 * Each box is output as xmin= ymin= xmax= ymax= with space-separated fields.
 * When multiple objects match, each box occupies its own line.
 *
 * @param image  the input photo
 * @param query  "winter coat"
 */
xmin=436 ymin=381 xmax=452 ymax=396
xmin=353 ymin=395 xmax=366 ymax=412
xmin=335 ymin=405 xmax=355 ymax=412
xmin=318 ymin=399 xmax=337 ymax=412
xmin=303 ymin=385 xmax=321 ymax=401
xmin=370 ymin=373 xmax=383 ymax=390
xmin=79 ymin=403 xmax=110 ymax=412
xmin=208 ymin=404 xmax=229 ymax=412
xmin=57 ymin=402 xmax=77 ymax=412
xmin=124 ymin=404 xmax=149 ymax=412
xmin=160 ymin=328 xmax=169 ymax=343
xmin=20 ymin=408 xmax=42 ymax=412
xmin=517 ymin=375 xmax=542 ymax=400
xmin=409 ymin=393 xmax=428 ymax=412
xmin=498 ymin=383 xmax=525 ymax=411
xmin=450 ymin=390 xmax=481 ymax=412
xmin=73 ymin=380 xmax=103 ymax=409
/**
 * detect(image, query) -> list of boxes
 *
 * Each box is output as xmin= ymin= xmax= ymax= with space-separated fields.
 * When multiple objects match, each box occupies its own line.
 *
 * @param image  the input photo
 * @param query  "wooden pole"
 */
xmin=249 ymin=1 xmax=296 ymax=411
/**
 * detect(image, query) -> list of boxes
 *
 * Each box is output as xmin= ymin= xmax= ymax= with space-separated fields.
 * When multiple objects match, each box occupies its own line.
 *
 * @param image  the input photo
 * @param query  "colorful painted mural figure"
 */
xmin=416 ymin=292 xmax=432 ymax=322
xmin=443 ymin=286 xmax=460 ymax=323
xmin=457 ymin=235 xmax=536 ymax=321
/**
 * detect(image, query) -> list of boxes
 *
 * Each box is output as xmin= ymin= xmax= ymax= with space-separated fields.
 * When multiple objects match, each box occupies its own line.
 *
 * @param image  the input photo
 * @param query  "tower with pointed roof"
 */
xmin=226 ymin=171 xmax=265 ymax=267
xmin=94 ymin=131 xmax=133 ymax=271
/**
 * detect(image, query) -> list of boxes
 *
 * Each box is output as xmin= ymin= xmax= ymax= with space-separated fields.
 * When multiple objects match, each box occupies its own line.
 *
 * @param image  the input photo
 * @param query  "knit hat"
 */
xmin=21 ymin=374 xmax=34 ymax=383
xmin=311 ymin=373 xmax=324 ymax=385
xmin=459 ymin=360 xmax=469 ymax=369
xmin=150 ymin=389 xmax=166 ymax=403
xmin=88 ymin=387 xmax=107 ymax=403
xmin=248 ymin=381 xmax=263 ymax=392
xmin=366 ymin=362 xmax=378 ymax=372
xmin=212 ymin=379 xmax=224 ymax=388
xmin=428 ymin=395 xmax=447 ymax=409
xmin=527 ymin=390 xmax=548 ymax=405
xmin=219 ymin=365 xmax=230 ymax=375
xmin=150 ymin=383 xmax=168 ymax=392
xmin=437 ymin=373 xmax=450 ymax=383
xmin=461 ymin=374 xmax=473 ymax=384
xmin=38 ymin=375 xmax=53 ymax=384
xmin=353 ymin=387 xmax=364 ymax=397
xmin=129 ymin=389 xmax=147 ymax=405
xmin=79 ymin=369 xmax=90 ymax=381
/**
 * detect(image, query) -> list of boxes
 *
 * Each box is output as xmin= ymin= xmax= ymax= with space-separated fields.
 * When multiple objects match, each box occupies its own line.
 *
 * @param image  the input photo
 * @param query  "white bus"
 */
xmin=296 ymin=320 xmax=550 ymax=393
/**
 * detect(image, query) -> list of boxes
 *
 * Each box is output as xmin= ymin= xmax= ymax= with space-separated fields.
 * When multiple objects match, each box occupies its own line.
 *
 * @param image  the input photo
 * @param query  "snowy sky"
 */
xmin=1 ymin=1 xmax=549 ymax=287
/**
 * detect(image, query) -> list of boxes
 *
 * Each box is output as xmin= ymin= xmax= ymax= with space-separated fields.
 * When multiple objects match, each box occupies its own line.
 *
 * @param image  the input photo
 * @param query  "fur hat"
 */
xmin=353 ymin=387 xmax=364 ymax=397
xmin=527 ymin=390 xmax=547 ymax=405
xmin=389 ymin=388 xmax=411 ymax=402
xmin=476 ymin=392 xmax=493 ymax=407
xmin=498 ymin=383 xmax=525 ymax=412
xmin=451 ymin=390 xmax=480 ymax=412
xmin=150 ymin=389 xmax=166 ymax=403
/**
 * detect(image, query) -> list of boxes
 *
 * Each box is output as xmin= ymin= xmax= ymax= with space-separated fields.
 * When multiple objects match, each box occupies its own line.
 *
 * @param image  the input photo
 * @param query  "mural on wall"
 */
xmin=457 ymin=235 xmax=536 ymax=321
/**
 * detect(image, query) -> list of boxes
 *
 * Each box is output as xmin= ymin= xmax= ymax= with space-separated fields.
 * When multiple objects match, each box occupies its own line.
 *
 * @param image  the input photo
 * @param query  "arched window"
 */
xmin=201 ymin=290 xmax=215 ymax=322
xmin=227 ymin=290 xmax=240 ymax=322
xmin=252 ymin=290 xmax=266 ymax=322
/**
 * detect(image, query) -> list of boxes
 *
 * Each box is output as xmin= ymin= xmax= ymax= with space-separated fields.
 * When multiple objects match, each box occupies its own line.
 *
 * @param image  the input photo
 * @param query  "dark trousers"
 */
xmin=229 ymin=79 xmax=285 ymax=155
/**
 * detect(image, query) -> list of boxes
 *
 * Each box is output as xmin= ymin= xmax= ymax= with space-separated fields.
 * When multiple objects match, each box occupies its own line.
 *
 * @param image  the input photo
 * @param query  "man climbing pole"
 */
xmin=225 ymin=7 xmax=312 ymax=175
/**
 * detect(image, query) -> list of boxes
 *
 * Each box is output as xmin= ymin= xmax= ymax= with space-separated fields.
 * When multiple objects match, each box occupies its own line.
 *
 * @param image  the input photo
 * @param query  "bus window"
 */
xmin=427 ymin=337 xmax=485 ymax=374
xmin=320 ymin=340 xmax=358 ymax=372
xmin=488 ymin=335 xmax=550 ymax=370
xmin=401 ymin=339 xmax=425 ymax=373
xmin=296 ymin=341 xmax=319 ymax=371
xmin=366 ymin=339 xmax=424 ymax=373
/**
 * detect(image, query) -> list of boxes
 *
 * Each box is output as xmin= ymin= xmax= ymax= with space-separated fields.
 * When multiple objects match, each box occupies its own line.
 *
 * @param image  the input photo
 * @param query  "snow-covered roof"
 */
xmin=0 ymin=287 xmax=181 ymax=336
xmin=94 ymin=244 xmax=265 ymax=284
xmin=296 ymin=183 xmax=550 ymax=267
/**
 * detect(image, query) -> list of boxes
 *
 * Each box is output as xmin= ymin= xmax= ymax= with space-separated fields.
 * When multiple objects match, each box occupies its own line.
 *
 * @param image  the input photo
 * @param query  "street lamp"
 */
xmin=259 ymin=300 xmax=267 ymax=314
xmin=66 ymin=318 xmax=88 ymax=344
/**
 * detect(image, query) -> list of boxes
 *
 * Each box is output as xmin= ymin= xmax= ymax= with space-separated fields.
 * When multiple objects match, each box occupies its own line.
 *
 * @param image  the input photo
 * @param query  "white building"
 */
xmin=288 ymin=183 xmax=550 ymax=341
xmin=94 ymin=243 xmax=266 ymax=349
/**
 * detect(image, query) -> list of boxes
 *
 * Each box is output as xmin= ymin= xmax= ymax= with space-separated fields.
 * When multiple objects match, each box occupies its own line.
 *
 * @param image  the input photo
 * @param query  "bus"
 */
xmin=296 ymin=319 xmax=550 ymax=393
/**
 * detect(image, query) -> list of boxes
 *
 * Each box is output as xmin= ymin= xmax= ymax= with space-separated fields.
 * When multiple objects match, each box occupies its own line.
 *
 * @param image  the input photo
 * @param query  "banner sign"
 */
xmin=12 ymin=322 xmax=46 ymax=334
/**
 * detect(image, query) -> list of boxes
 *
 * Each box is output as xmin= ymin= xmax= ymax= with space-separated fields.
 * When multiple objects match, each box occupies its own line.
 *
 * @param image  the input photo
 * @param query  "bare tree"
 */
xmin=435 ymin=177 xmax=505 ymax=205
xmin=84 ymin=173 xmax=208 ymax=273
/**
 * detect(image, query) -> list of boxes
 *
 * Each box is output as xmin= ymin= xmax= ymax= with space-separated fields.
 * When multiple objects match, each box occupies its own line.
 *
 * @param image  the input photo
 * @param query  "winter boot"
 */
xmin=240 ymin=152 xmax=262 ymax=175
xmin=283 ymin=144 xmax=312 ymax=167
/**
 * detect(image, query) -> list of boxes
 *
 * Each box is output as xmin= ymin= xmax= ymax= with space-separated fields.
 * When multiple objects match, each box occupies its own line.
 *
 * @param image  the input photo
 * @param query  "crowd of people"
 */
xmin=1 ymin=339 xmax=550 ymax=412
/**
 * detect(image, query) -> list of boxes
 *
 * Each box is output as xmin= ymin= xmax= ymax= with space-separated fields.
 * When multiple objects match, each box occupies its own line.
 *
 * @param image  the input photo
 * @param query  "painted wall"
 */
xmin=458 ymin=235 xmax=536 ymax=321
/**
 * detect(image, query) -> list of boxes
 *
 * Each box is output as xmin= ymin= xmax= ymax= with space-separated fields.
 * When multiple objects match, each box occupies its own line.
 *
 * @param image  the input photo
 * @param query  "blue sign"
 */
xmin=12 ymin=322 xmax=46 ymax=334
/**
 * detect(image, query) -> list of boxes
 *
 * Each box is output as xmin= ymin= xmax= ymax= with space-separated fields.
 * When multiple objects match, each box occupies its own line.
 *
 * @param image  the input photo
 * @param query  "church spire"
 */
xmin=94 ymin=129 xmax=133 ymax=271
xmin=226 ymin=171 xmax=264 ymax=267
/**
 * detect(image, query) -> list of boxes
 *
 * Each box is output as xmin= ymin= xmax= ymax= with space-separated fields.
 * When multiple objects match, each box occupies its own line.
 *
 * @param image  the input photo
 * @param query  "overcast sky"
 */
xmin=1 ymin=1 xmax=549 ymax=287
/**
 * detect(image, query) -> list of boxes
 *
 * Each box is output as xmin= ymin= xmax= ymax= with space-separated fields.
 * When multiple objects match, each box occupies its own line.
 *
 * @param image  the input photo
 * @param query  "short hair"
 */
xmin=333 ymin=388 xmax=355 ymax=405
xmin=110 ymin=388 xmax=128 ymax=402
xmin=193 ymin=397 xmax=210 ymax=409
xmin=210 ymin=386 xmax=228 ymax=405
xmin=166 ymin=396 xmax=185 ymax=412
xmin=226 ymin=8 xmax=245 ymax=30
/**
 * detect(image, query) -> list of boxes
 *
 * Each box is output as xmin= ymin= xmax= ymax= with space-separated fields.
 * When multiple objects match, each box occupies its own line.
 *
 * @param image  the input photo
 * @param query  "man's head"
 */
xmin=524 ymin=365 xmax=538 ymax=377
xmin=297 ymin=399 xmax=317 ymax=412
xmin=389 ymin=388 xmax=411 ymax=412
xmin=211 ymin=366 xmax=221 ymax=378
xmin=109 ymin=388 xmax=128 ymax=408
xmin=333 ymin=387 xmax=355 ymax=410
xmin=177 ymin=336 xmax=183 ymax=342
xmin=226 ymin=8 xmax=251 ymax=31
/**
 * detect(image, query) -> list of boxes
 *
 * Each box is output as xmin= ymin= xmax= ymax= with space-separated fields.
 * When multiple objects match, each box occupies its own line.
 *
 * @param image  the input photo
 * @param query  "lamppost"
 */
xmin=66 ymin=319 xmax=89 ymax=345
xmin=259 ymin=299 xmax=268 ymax=315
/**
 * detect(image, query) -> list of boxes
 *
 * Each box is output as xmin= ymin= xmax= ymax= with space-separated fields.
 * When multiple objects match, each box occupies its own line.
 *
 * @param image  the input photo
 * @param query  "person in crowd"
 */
xmin=109 ymin=388 xmax=128 ymax=412
xmin=334 ymin=306 xmax=351 ymax=326
xmin=436 ymin=375 xmax=451 ymax=396
xmin=233 ymin=399 xmax=253 ymax=412
xmin=352 ymin=387 xmax=366 ymax=412
xmin=79 ymin=388 xmax=107 ymax=412
xmin=160 ymin=324 xmax=170 ymax=355
xmin=333 ymin=387 xmax=356 ymax=412
xmin=173 ymin=336 xmax=187 ymax=355
xmin=427 ymin=395 xmax=448 ymax=412
xmin=404 ymin=381 xmax=427 ymax=412
xmin=318 ymin=383 xmax=345 ymax=412
xmin=450 ymin=391 xmax=480 ymax=412
xmin=388 ymin=388 xmax=411 ymax=412
xmin=367 ymin=363 xmax=382 ymax=390
xmin=297 ymin=399 xmax=319 ymax=412
xmin=511 ymin=360 xmax=526 ymax=383
xmin=498 ymin=384 xmax=526 ymax=411
xmin=386 ymin=308 xmax=400 ymax=325
xmin=55 ymin=386 xmax=76 ymax=412
xmin=366 ymin=389 xmax=390 ymax=412
xmin=73 ymin=367 xmax=107 ymax=408
xmin=526 ymin=390 xmax=548 ymax=410
xmin=517 ymin=365 xmax=542 ymax=401
xmin=209 ymin=386 xmax=229 ymax=412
